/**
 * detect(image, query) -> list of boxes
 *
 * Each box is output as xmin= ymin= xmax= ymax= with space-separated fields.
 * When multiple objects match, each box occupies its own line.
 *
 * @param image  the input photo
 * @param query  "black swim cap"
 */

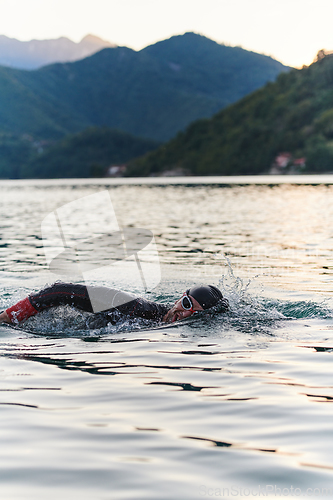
xmin=187 ymin=285 xmax=223 ymax=310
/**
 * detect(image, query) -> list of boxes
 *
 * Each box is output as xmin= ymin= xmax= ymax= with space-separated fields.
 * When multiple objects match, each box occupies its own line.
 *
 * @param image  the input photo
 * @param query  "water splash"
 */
xmin=217 ymin=255 xmax=333 ymax=323
xmin=218 ymin=256 xmax=284 ymax=321
xmin=19 ymin=305 xmax=160 ymax=337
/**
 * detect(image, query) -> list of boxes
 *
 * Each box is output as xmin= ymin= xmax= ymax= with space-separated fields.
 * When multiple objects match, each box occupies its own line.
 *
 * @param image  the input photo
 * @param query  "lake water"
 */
xmin=1 ymin=178 xmax=333 ymax=499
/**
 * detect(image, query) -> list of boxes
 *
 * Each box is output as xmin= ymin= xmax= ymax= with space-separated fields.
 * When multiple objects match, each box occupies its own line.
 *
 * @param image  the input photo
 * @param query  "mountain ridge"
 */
xmin=0 ymin=32 xmax=289 ymax=143
xmin=0 ymin=34 xmax=115 ymax=69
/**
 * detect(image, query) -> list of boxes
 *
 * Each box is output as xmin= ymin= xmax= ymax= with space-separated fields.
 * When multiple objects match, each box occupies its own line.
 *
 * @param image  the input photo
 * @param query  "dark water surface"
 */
xmin=1 ymin=179 xmax=333 ymax=499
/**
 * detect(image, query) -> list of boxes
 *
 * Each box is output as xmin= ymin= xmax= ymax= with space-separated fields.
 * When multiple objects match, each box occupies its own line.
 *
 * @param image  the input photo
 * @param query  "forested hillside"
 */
xmin=0 ymin=128 xmax=158 ymax=178
xmin=126 ymin=53 xmax=333 ymax=176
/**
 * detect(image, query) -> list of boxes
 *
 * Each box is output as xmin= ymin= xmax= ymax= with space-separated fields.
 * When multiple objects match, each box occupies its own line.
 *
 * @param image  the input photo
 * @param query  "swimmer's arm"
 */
xmin=0 ymin=311 xmax=10 ymax=324
xmin=1 ymin=297 xmax=39 ymax=325
xmin=1 ymin=283 xmax=94 ymax=326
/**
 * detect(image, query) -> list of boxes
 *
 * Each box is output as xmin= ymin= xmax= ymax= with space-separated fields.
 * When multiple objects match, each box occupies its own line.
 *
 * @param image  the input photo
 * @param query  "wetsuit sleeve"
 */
xmin=29 ymin=283 xmax=94 ymax=312
xmin=116 ymin=298 xmax=169 ymax=321
xmin=6 ymin=297 xmax=39 ymax=323
xmin=6 ymin=283 xmax=94 ymax=323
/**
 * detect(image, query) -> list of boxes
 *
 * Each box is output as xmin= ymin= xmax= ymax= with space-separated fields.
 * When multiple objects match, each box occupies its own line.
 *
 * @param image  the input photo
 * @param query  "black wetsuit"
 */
xmin=6 ymin=282 xmax=170 ymax=328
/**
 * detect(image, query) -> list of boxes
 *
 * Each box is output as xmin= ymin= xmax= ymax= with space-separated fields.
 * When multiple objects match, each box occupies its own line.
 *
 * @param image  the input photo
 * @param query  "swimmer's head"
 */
xmin=186 ymin=284 xmax=223 ymax=310
xmin=162 ymin=284 xmax=225 ymax=323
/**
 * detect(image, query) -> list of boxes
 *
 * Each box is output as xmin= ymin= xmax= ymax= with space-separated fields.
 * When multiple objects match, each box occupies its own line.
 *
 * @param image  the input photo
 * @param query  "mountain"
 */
xmin=0 ymin=32 xmax=289 ymax=144
xmin=0 ymin=34 xmax=115 ymax=69
xmin=126 ymin=51 xmax=333 ymax=176
xmin=0 ymin=128 xmax=159 ymax=179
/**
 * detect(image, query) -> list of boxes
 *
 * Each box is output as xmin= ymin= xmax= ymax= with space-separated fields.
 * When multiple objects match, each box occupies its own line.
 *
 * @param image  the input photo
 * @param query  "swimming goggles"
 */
xmin=181 ymin=291 xmax=194 ymax=311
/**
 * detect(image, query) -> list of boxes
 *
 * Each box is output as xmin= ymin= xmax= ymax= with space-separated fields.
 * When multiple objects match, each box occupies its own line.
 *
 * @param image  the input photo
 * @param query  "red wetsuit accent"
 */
xmin=6 ymin=297 xmax=38 ymax=323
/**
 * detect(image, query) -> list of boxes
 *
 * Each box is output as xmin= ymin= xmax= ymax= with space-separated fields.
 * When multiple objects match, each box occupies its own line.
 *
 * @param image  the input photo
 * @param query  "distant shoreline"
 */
xmin=1 ymin=175 xmax=333 ymax=186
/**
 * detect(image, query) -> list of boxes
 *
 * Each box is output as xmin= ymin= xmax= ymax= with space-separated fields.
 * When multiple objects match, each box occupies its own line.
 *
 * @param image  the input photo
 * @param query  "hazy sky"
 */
xmin=0 ymin=0 xmax=332 ymax=68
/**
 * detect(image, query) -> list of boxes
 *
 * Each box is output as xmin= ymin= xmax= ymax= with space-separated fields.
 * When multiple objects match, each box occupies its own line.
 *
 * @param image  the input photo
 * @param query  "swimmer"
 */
xmin=0 ymin=282 xmax=229 ymax=328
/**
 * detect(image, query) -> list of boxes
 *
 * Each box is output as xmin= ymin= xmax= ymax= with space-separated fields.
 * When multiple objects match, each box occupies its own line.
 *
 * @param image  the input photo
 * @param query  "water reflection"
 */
xmin=1 ymin=182 xmax=333 ymax=497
